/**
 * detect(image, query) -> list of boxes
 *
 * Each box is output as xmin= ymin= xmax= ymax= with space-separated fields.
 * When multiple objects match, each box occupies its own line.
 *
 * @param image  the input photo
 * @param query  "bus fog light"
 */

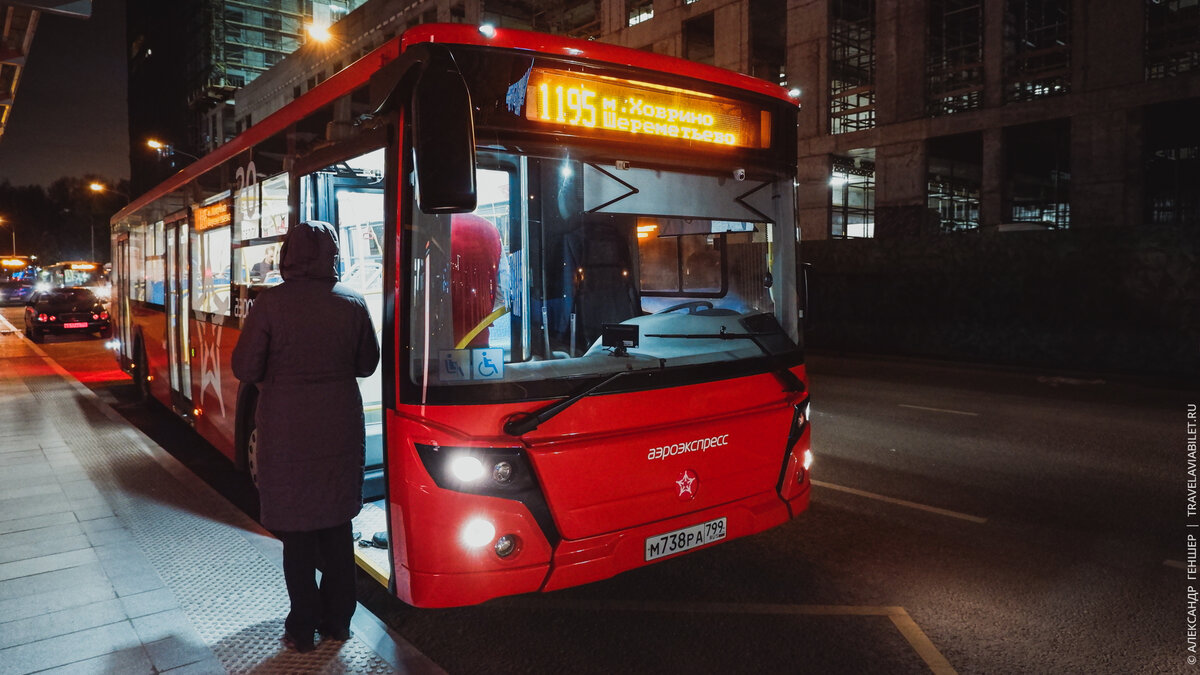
xmin=494 ymin=534 xmax=518 ymax=558
xmin=802 ymin=449 xmax=814 ymax=472
xmin=449 ymin=455 xmax=485 ymax=482
xmin=492 ymin=460 xmax=514 ymax=484
xmin=461 ymin=518 xmax=495 ymax=548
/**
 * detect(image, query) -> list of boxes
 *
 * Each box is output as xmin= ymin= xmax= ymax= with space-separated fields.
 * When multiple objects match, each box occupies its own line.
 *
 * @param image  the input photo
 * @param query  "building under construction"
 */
xmin=126 ymin=0 xmax=369 ymax=194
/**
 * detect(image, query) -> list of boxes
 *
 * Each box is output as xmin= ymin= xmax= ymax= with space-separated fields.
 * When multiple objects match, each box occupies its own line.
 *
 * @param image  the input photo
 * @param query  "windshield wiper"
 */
xmin=503 ymin=368 xmax=634 ymax=436
xmin=643 ymin=326 xmax=804 ymax=393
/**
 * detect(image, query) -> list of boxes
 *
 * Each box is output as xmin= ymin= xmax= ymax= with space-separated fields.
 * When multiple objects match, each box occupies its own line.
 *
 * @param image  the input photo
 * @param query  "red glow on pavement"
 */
xmin=74 ymin=368 xmax=131 ymax=385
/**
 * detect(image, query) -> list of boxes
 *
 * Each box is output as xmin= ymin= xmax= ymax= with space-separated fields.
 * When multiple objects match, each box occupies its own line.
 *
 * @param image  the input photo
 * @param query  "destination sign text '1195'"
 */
xmin=524 ymin=68 xmax=771 ymax=150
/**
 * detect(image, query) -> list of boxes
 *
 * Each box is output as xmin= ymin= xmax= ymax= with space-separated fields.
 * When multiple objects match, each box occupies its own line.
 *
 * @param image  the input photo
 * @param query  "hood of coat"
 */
xmin=280 ymin=221 xmax=339 ymax=282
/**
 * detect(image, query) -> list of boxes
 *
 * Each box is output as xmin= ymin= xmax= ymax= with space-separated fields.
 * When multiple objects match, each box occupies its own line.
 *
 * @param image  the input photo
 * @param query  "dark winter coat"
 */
xmin=231 ymin=221 xmax=380 ymax=532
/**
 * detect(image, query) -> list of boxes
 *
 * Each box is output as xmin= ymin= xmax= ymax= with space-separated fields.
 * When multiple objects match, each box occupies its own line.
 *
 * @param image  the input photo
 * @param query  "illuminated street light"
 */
xmin=306 ymin=22 xmax=332 ymax=43
xmin=89 ymin=182 xmax=129 ymax=202
xmin=87 ymin=182 xmax=129 ymax=262
xmin=146 ymin=138 xmax=200 ymax=161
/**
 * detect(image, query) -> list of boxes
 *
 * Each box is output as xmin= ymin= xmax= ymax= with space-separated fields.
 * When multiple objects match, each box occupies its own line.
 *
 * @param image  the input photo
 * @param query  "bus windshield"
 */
xmin=408 ymin=152 xmax=799 ymax=399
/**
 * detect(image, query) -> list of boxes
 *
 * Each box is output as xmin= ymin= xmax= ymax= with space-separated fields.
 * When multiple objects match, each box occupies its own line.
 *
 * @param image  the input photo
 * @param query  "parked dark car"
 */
xmin=0 ymin=279 xmax=34 ymax=306
xmin=23 ymin=287 xmax=110 ymax=342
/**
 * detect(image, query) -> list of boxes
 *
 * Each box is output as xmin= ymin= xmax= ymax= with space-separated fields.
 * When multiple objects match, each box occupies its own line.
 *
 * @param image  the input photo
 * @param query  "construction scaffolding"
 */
xmin=830 ymin=156 xmax=876 ymax=238
xmin=829 ymin=0 xmax=875 ymax=134
xmin=927 ymin=0 xmax=983 ymax=116
xmin=1146 ymin=0 xmax=1200 ymax=79
xmin=927 ymin=179 xmax=980 ymax=231
xmin=1003 ymin=0 xmax=1071 ymax=102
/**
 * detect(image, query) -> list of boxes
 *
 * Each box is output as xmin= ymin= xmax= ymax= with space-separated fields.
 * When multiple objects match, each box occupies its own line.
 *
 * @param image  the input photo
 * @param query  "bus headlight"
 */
xmin=415 ymin=443 xmax=561 ymax=546
xmin=461 ymin=518 xmax=495 ymax=548
xmin=449 ymin=455 xmax=486 ymax=483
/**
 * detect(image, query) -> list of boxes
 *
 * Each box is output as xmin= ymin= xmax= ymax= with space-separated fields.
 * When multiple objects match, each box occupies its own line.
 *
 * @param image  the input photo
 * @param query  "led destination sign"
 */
xmin=525 ymin=68 xmax=770 ymax=150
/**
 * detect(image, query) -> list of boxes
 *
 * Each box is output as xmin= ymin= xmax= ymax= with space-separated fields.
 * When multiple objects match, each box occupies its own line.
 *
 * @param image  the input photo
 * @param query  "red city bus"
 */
xmin=109 ymin=24 xmax=811 ymax=608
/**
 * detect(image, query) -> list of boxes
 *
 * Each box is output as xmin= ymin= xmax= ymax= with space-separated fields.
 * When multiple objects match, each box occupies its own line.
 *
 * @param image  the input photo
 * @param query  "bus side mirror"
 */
xmin=411 ymin=56 xmax=477 ymax=213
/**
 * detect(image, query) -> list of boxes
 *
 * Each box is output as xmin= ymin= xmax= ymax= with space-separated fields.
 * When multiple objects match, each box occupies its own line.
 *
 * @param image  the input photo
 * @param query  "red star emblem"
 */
xmin=676 ymin=469 xmax=698 ymax=500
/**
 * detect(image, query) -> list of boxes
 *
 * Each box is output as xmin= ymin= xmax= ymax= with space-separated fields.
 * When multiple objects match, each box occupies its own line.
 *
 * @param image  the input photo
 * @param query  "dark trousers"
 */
xmin=277 ymin=521 xmax=356 ymax=637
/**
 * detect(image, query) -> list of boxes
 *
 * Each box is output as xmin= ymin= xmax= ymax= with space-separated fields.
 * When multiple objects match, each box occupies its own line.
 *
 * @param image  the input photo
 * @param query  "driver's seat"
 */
xmin=570 ymin=219 xmax=638 ymax=351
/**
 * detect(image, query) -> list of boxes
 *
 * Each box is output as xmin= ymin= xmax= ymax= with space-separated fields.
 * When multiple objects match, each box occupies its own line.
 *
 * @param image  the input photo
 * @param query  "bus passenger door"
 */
xmin=113 ymin=233 xmax=132 ymax=356
xmin=164 ymin=221 xmax=193 ymax=414
xmin=299 ymin=149 xmax=385 ymax=500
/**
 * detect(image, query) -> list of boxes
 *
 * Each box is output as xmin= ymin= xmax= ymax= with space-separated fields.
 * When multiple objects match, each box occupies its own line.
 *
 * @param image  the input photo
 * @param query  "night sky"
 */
xmin=0 ymin=0 xmax=128 ymax=188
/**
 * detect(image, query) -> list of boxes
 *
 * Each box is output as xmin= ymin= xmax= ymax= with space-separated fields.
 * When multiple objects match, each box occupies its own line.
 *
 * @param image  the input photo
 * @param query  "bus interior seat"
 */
xmin=567 ymin=218 xmax=639 ymax=351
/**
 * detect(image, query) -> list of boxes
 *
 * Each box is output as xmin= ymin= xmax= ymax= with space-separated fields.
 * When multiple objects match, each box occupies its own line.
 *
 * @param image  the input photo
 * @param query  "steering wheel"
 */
xmin=656 ymin=300 xmax=714 ymax=315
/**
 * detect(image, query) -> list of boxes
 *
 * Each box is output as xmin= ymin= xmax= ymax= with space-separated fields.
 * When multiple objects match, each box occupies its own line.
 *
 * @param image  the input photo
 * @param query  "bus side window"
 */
xmin=235 ymin=243 xmax=283 ymax=286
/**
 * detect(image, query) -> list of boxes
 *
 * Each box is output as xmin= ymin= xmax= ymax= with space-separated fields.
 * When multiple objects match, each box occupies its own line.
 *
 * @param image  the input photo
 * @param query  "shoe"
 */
xmin=319 ymin=625 xmax=351 ymax=641
xmin=283 ymin=630 xmax=316 ymax=653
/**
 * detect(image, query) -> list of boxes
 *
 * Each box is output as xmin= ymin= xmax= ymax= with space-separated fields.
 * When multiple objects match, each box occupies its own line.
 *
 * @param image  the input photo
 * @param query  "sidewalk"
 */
xmin=0 ymin=317 xmax=443 ymax=674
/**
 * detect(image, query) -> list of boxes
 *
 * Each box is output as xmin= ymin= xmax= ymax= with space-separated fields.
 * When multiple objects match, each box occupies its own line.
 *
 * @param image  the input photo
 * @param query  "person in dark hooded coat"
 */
xmin=232 ymin=220 xmax=380 ymax=652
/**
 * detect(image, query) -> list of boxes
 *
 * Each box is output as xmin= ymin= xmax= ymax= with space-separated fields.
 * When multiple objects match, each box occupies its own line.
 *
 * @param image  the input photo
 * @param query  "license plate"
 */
xmin=645 ymin=517 xmax=727 ymax=562
xmin=63 ymin=322 xmax=89 ymax=329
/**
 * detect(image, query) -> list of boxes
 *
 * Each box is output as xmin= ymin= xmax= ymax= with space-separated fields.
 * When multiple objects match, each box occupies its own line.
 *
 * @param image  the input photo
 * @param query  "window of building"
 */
xmin=1004 ymin=0 xmax=1070 ymax=102
xmin=1007 ymin=120 xmax=1070 ymax=228
xmin=751 ymin=0 xmax=788 ymax=86
xmin=928 ymin=0 xmax=984 ymax=116
xmin=831 ymin=156 xmax=876 ymax=238
xmin=829 ymin=0 xmax=875 ymax=134
xmin=627 ymin=0 xmax=653 ymax=27
xmin=928 ymin=133 xmax=982 ymax=231
xmin=1146 ymin=100 xmax=1200 ymax=226
xmin=1147 ymin=0 xmax=1200 ymax=79
xmin=684 ymin=13 xmax=715 ymax=65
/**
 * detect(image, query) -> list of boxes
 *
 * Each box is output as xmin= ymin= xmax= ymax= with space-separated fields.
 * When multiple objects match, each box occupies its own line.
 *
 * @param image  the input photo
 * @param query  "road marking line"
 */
xmin=812 ymin=480 xmax=988 ymax=524
xmin=1165 ymin=559 xmax=1187 ymax=570
xmin=502 ymin=598 xmax=957 ymax=674
xmin=898 ymin=404 xmax=979 ymax=417
xmin=890 ymin=608 xmax=959 ymax=675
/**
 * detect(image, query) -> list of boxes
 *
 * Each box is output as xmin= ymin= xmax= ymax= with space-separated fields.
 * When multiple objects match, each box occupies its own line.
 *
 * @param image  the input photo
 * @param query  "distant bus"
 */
xmin=41 ymin=261 xmax=110 ymax=300
xmin=109 ymin=24 xmax=812 ymax=608
xmin=1 ymin=255 xmax=35 ymax=281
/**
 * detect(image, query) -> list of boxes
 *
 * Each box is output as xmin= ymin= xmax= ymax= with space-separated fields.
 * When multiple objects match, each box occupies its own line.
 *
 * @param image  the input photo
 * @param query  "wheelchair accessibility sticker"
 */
xmin=439 ymin=348 xmax=503 ymax=381
xmin=472 ymin=348 xmax=504 ymax=380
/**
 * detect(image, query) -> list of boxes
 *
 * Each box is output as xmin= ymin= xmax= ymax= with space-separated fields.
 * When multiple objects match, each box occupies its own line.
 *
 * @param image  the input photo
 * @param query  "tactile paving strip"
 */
xmin=25 ymin=373 xmax=401 ymax=674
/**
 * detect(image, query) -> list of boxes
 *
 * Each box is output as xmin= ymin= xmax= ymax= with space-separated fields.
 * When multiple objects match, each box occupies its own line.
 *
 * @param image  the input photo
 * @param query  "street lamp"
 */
xmin=89 ymin=182 xmax=129 ymax=201
xmin=87 ymin=182 xmax=130 ymax=262
xmin=146 ymin=139 xmax=201 ymax=161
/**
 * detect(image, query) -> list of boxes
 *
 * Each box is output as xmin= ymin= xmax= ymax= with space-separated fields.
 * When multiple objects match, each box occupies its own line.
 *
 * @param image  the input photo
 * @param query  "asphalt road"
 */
xmin=6 ymin=304 xmax=1189 ymax=674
